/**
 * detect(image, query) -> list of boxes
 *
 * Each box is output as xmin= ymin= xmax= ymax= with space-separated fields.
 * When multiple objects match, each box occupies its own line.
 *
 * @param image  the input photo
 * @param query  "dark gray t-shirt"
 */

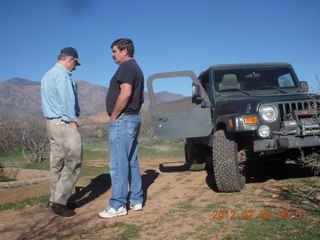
xmin=106 ymin=59 xmax=144 ymax=116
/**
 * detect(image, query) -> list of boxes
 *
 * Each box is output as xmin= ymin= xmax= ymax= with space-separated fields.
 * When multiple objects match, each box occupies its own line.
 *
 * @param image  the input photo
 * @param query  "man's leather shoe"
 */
xmin=66 ymin=202 xmax=77 ymax=209
xmin=50 ymin=202 xmax=76 ymax=217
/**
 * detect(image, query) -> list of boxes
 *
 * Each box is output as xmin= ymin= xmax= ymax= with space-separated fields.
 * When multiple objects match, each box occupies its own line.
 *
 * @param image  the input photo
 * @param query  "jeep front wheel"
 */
xmin=212 ymin=130 xmax=245 ymax=192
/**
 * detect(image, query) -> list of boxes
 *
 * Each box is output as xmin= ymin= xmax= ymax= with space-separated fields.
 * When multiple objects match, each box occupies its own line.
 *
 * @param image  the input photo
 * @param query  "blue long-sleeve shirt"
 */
xmin=41 ymin=63 xmax=80 ymax=122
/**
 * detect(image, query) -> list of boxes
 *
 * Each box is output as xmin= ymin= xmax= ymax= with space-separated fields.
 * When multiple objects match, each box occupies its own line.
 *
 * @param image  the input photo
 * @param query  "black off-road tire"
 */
xmin=185 ymin=138 xmax=206 ymax=171
xmin=212 ymin=130 xmax=245 ymax=192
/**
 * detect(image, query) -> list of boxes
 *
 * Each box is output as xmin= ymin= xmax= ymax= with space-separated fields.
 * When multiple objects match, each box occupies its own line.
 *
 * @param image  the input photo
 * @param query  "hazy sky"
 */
xmin=1 ymin=0 xmax=319 ymax=95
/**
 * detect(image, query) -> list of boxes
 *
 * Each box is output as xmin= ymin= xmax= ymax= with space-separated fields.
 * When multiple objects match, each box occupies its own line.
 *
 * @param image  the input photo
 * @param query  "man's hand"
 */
xmin=110 ymin=116 xmax=117 ymax=122
xmin=69 ymin=122 xmax=79 ymax=130
xmin=110 ymin=82 xmax=132 ymax=122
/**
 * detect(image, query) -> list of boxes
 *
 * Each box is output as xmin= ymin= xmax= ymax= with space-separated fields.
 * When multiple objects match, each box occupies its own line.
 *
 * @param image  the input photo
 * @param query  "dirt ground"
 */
xmin=0 ymin=157 xmax=319 ymax=240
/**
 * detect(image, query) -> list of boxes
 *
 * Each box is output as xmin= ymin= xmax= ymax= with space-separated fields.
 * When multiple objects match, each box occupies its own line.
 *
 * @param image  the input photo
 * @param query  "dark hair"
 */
xmin=111 ymin=38 xmax=134 ymax=57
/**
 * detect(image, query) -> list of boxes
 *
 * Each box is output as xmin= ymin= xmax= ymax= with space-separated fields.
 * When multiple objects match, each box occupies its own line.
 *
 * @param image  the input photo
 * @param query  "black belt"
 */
xmin=123 ymin=112 xmax=138 ymax=115
xmin=48 ymin=118 xmax=69 ymax=123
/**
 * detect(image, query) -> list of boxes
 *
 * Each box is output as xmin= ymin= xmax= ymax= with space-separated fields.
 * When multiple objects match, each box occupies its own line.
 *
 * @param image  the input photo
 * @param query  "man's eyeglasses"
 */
xmin=71 ymin=57 xmax=80 ymax=66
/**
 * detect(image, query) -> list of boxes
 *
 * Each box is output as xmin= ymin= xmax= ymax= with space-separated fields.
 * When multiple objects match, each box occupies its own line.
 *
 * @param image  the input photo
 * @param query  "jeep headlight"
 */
xmin=260 ymin=105 xmax=278 ymax=122
xmin=258 ymin=125 xmax=270 ymax=138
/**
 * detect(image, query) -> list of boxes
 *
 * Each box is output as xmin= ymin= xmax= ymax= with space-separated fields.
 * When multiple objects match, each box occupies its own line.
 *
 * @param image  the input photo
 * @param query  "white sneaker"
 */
xmin=130 ymin=203 xmax=143 ymax=211
xmin=98 ymin=206 xmax=127 ymax=218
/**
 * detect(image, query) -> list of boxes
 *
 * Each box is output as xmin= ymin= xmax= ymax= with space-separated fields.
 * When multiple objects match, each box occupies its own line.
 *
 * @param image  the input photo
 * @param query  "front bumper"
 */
xmin=253 ymin=135 xmax=320 ymax=152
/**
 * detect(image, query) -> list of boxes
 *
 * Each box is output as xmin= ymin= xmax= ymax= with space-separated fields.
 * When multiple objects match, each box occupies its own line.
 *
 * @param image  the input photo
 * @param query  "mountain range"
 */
xmin=0 ymin=78 xmax=185 ymax=119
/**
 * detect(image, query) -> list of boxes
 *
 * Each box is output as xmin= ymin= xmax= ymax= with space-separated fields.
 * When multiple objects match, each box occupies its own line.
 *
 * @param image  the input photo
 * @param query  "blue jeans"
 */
xmin=108 ymin=114 xmax=143 ymax=209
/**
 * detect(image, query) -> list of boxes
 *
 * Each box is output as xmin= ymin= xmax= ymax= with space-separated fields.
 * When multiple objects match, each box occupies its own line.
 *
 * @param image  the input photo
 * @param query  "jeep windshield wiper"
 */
xmin=220 ymin=88 xmax=251 ymax=95
xmin=256 ymin=86 xmax=287 ymax=93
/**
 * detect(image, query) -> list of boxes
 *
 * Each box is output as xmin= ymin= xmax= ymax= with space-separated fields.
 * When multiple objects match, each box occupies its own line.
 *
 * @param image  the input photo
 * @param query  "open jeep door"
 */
xmin=147 ymin=71 xmax=213 ymax=139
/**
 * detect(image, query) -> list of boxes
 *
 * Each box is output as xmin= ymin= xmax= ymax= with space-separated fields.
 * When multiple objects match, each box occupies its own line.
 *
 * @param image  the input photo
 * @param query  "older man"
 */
xmin=41 ymin=47 xmax=82 ymax=217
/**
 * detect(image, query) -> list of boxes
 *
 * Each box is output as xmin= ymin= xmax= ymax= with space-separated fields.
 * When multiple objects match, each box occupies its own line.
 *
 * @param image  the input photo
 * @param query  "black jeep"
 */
xmin=147 ymin=63 xmax=320 ymax=192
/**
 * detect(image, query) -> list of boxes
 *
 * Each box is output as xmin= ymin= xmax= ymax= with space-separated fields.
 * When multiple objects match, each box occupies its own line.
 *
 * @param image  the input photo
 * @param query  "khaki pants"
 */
xmin=46 ymin=119 xmax=82 ymax=205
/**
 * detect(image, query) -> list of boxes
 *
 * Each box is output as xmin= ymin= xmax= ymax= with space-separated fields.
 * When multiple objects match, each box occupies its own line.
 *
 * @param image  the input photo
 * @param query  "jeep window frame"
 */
xmin=147 ymin=71 xmax=213 ymax=139
xmin=209 ymin=64 xmax=302 ymax=96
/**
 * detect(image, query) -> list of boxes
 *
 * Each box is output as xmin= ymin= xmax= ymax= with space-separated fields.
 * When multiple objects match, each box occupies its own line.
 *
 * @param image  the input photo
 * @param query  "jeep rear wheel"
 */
xmin=212 ymin=130 xmax=245 ymax=192
xmin=185 ymin=138 xmax=206 ymax=171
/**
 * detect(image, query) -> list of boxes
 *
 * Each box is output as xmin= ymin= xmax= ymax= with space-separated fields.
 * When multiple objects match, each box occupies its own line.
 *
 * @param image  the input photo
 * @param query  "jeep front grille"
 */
xmin=278 ymin=100 xmax=320 ymax=120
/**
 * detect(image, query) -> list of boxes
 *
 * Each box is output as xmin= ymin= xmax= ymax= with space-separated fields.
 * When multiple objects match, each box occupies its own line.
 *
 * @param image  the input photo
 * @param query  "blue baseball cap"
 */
xmin=60 ymin=47 xmax=81 ymax=65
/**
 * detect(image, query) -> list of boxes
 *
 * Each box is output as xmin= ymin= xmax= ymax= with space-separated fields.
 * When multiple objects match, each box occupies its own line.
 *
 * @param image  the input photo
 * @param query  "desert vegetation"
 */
xmin=0 ymin=111 xmax=155 ymax=164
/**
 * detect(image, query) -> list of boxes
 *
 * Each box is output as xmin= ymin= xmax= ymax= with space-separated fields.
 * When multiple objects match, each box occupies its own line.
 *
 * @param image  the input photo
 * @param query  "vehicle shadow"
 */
xmin=156 ymin=158 xmax=316 ymax=193
xmin=205 ymin=169 xmax=220 ymax=192
xmin=244 ymin=161 xmax=316 ymax=183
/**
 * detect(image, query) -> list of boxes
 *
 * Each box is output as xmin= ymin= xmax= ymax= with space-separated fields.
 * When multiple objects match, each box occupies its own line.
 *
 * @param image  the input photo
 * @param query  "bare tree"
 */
xmin=21 ymin=129 xmax=48 ymax=164
xmin=0 ymin=112 xmax=17 ymax=153
xmin=20 ymin=118 xmax=49 ymax=164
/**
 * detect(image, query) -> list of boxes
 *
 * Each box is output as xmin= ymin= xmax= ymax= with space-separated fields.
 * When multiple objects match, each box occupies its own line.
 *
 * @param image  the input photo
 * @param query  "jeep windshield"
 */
xmin=214 ymin=66 xmax=299 ymax=94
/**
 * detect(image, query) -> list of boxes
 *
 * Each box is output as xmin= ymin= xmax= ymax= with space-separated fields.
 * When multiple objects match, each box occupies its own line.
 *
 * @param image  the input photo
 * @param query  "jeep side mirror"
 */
xmin=300 ymin=81 xmax=309 ymax=92
xmin=192 ymin=83 xmax=201 ymax=100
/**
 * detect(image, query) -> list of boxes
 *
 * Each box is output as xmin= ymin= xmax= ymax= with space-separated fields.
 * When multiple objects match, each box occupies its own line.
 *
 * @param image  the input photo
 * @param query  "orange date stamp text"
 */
xmin=211 ymin=210 xmax=307 ymax=220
